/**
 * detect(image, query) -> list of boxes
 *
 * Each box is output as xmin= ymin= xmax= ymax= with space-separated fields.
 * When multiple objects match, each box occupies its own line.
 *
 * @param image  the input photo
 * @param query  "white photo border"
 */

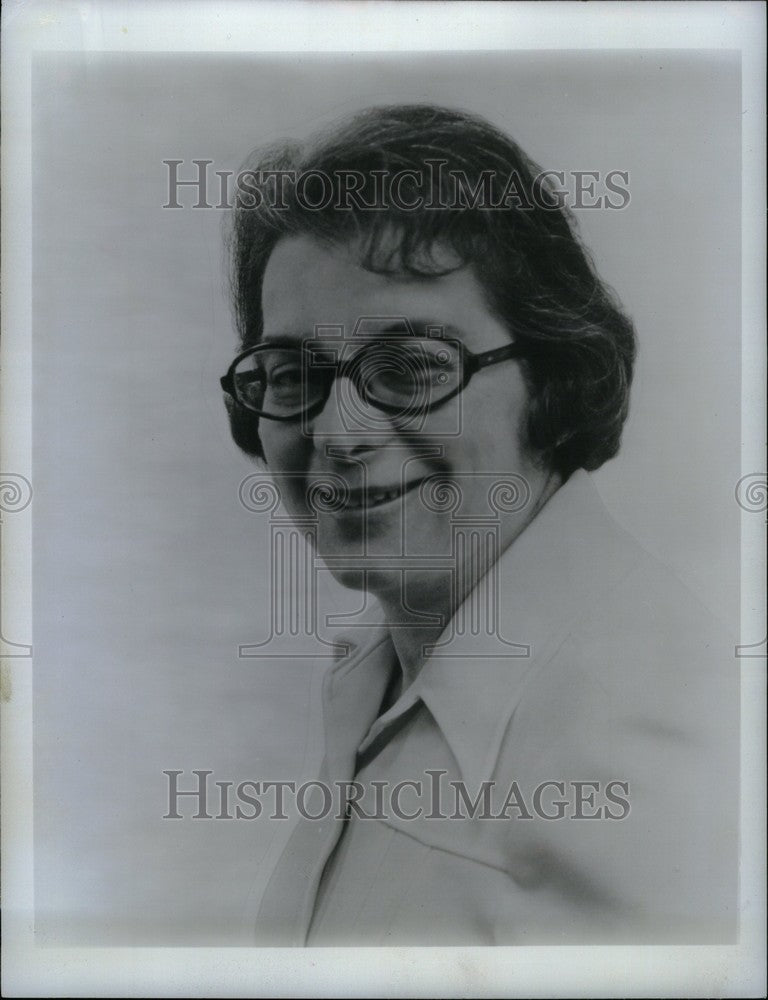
xmin=1 ymin=1 xmax=765 ymax=997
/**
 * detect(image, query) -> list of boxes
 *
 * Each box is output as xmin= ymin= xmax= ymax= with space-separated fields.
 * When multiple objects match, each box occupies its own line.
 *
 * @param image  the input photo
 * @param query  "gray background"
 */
xmin=33 ymin=50 xmax=740 ymax=944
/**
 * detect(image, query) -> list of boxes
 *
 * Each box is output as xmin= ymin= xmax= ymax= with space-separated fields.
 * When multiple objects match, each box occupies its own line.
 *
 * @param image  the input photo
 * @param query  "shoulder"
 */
xmin=507 ymin=508 xmax=736 ymax=778
xmin=493 ymin=522 xmax=738 ymax=941
xmin=498 ymin=471 xmax=735 ymax=752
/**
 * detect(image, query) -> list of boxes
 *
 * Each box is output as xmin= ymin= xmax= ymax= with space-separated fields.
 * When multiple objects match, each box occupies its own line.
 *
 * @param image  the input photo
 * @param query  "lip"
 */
xmin=333 ymin=478 xmax=424 ymax=513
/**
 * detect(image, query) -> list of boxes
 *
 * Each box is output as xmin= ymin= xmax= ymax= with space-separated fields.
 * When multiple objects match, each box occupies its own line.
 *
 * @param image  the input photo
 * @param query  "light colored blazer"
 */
xmin=254 ymin=471 xmax=738 ymax=945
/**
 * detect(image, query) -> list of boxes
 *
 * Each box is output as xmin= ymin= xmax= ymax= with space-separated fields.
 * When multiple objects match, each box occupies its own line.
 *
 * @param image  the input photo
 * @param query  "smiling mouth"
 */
xmin=336 ymin=479 xmax=422 ymax=512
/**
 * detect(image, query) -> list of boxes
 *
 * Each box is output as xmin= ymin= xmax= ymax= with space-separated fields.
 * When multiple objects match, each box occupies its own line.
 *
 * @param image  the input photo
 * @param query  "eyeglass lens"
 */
xmin=232 ymin=339 xmax=464 ymax=417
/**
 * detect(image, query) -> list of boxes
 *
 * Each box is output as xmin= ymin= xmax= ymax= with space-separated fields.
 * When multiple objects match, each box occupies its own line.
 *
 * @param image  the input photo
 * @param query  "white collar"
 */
xmin=324 ymin=471 xmax=642 ymax=788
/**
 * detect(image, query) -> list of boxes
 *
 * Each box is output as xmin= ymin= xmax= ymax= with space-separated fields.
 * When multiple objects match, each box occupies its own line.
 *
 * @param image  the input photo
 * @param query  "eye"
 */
xmin=268 ymin=363 xmax=302 ymax=386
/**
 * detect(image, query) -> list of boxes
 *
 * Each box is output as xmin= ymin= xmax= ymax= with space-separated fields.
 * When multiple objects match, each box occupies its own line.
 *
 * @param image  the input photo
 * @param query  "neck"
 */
xmin=375 ymin=467 xmax=562 ymax=691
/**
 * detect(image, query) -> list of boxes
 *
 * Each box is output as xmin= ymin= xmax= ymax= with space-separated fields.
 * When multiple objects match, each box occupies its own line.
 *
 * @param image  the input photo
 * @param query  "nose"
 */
xmin=309 ymin=374 xmax=393 ymax=457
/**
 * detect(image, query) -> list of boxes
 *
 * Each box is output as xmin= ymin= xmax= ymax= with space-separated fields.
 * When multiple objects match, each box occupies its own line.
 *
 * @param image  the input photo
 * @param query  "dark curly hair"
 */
xmin=225 ymin=103 xmax=636 ymax=479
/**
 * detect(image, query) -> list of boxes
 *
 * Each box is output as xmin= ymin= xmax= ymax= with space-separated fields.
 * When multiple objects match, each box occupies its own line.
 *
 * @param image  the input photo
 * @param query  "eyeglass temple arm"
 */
xmin=472 ymin=342 xmax=528 ymax=371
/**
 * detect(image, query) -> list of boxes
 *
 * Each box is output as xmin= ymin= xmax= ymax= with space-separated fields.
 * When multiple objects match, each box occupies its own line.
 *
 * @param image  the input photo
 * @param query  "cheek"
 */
xmin=259 ymin=425 xmax=314 ymax=515
xmin=260 ymin=423 xmax=309 ymax=472
xmin=498 ymin=387 xmax=530 ymax=460
xmin=447 ymin=376 xmax=531 ymax=470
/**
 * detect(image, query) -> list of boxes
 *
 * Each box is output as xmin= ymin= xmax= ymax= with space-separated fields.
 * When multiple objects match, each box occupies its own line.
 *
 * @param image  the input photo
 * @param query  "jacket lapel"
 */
xmin=254 ymin=629 xmax=394 ymax=944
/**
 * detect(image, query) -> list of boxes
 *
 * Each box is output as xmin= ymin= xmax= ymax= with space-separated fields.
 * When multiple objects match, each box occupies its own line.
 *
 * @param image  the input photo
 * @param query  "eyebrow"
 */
xmin=377 ymin=319 xmax=459 ymax=338
xmin=260 ymin=333 xmax=311 ymax=347
xmin=261 ymin=320 xmax=464 ymax=344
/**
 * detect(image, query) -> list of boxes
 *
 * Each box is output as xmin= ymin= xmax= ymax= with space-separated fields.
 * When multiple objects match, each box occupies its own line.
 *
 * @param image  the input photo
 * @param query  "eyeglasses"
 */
xmin=220 ymin=336 xmax=528 ymax=421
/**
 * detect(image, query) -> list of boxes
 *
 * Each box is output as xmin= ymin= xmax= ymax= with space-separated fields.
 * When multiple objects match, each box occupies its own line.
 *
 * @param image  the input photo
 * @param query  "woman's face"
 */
xmin=259 ymin=234 xmax=551 ymax=595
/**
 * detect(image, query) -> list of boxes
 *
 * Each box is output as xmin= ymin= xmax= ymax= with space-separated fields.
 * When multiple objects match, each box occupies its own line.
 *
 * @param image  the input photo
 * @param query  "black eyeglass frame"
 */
xmin=220 ymin=337 xmax=529 ymax=422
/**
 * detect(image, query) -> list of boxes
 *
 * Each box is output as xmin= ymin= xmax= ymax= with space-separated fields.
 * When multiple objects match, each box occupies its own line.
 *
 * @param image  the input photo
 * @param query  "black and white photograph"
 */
xmin=1 ymin=2 xmax=765 ymax=996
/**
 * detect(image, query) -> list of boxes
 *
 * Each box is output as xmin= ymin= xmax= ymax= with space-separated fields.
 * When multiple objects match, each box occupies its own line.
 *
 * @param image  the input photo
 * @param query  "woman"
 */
xmin=221 ymin=105 xmax=736 ymax=945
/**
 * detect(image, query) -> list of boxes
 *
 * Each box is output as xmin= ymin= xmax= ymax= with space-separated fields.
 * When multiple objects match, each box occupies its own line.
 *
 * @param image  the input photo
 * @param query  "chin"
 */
xmin=326 ymin=566 xmax=369 ymax=592
xmin=322 ymin=559 xmax=408 ymax=600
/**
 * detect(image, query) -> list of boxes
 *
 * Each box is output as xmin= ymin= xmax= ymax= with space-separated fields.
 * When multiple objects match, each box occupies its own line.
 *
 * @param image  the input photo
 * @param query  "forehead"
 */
xmin=261 ymin=235 xmax=507 ymax=351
